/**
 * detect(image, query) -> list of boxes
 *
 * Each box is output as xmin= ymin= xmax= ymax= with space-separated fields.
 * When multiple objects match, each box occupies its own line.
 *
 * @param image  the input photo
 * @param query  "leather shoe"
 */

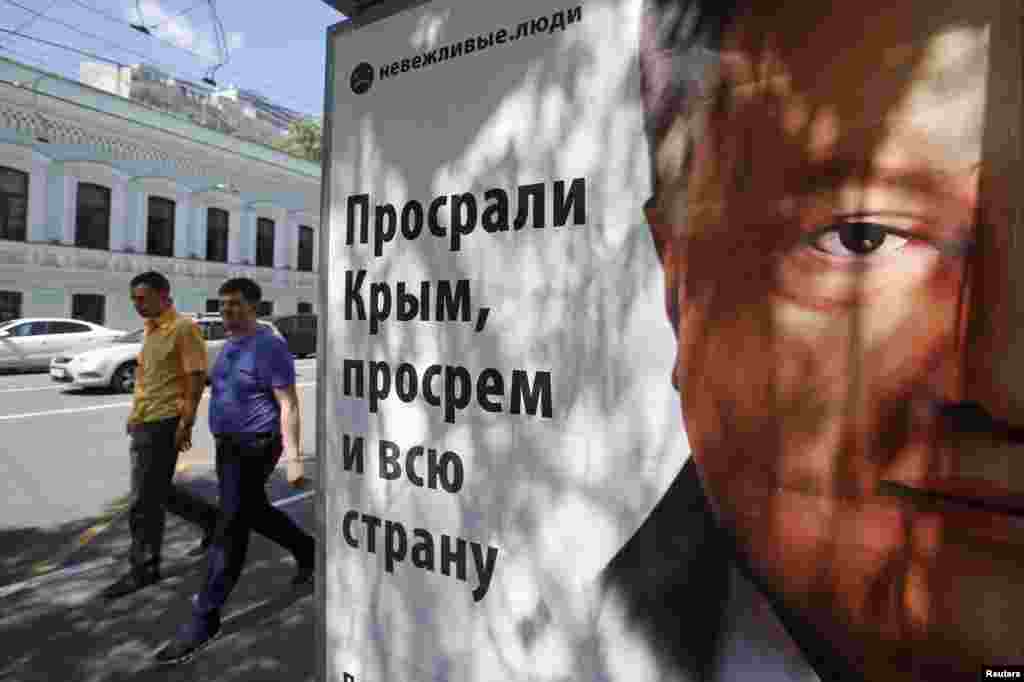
xmin=101 ymin=566 xmax=161 ymax=600
xmin=291 ymin=551 xmax=314 ymax=588
xmin=154 ymin=612 xmax=221 ymax=666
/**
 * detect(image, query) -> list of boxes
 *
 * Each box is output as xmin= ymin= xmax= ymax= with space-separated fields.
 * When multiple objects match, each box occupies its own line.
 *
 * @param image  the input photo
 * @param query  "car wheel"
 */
xmin=111 ymin=361 xmax=137 ymax=394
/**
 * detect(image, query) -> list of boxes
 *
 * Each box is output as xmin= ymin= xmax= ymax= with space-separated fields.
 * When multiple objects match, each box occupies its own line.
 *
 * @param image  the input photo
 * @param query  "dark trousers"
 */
xmin=195 ymin=434 xmax=315 ymax=618
xmin=128 ymin=418 xmax=218 ymax=572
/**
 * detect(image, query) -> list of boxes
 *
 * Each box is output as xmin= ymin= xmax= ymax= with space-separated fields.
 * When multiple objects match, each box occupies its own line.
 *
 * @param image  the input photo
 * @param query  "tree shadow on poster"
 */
xmin=325 ymin=0 xmax=1024 ymax=680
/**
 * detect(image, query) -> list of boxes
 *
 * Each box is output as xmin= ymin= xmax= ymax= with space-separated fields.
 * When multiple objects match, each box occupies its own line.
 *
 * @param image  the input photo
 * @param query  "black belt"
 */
xmin=214 ymin=432 xmax=278 ymax=443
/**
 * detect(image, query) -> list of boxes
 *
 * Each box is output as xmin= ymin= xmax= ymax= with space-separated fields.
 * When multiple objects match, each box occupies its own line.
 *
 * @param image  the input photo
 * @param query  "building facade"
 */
xmin=0 ymin=56 xmax=321 ymax=332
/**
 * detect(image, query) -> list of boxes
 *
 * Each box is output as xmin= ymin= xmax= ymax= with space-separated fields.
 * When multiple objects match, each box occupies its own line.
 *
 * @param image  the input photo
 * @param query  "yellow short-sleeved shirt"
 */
xmin=127 ymin=307 xmax=208 ymax=424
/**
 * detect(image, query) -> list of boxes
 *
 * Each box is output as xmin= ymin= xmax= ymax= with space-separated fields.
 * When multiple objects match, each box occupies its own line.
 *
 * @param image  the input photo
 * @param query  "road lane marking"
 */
xmin=0 ymin=385 xmax=65 ymax=393
xmin=0 ymin=382 xmax=315 ymax=421
xmin=0 ymin=362 xmax=315 ymax=394
xmin=0 ymin=401 xmax=134 ymax=421
xmin=0 ymin=484 xmax=315 ymax=600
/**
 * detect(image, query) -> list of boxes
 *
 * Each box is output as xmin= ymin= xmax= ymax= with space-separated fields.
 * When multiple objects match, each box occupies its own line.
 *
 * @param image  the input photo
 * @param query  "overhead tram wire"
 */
xmin=0 ymin=0 xmax=59 ymax=47
xmin=200 ymin=0 xmax=230 ymax=85
xmin=0 ymin=28 xmax=123 ymax=66
xmin=0 ymin=27 xmax=316 ymax=118
xmin=62 ymin=0 xmax=220 ymax=64
xmin=67 ymin=0 xmax=207 ymax=30
xmin=149 ymin=1 xmax=209 ymax=28
xmin=0 ymin=28 xmax=235 ymax=94
xmin=0 ymin=0 xmax=195 ymax=73
xmin=0 ymin=44 xmax=54 ymax=71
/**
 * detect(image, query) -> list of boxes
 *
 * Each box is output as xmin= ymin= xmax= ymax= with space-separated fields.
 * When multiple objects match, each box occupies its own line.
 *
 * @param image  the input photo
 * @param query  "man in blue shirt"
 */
xmin=155 ymin=277 xmax=315 ymax=665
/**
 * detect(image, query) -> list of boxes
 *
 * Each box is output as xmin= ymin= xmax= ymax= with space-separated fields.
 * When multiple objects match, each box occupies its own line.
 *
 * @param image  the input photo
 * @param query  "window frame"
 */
xmin=256 ymin=216 xmax=275 ymax=268
xmin=0 ymin=290 xmax=23 ymax=323
xmin=297 ymin=225 xmax=314 ymax=272
xmin=146 ymin=195 xmax=176 ymax=257
xmin=206 ymin=207 xmax=229 ymax=263
xmin=71 ymin=293 xmax=106 ymax=326
xmin=0 ymin=166 xmax=29 ymax=243
xmin=74 ymin=182 xmax=112 ymax=250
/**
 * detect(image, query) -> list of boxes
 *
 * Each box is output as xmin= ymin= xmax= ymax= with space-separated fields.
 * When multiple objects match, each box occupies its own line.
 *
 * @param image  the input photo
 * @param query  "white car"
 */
xmin=51 ymin=317 xmax=282 ymax=393
xmin=0 ymin=318 xmax=126 ymax=371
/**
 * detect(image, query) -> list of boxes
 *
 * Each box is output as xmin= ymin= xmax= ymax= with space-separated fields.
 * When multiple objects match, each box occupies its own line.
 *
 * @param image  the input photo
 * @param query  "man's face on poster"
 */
xmin=646 ymin=0 xmax=1022 ymax=676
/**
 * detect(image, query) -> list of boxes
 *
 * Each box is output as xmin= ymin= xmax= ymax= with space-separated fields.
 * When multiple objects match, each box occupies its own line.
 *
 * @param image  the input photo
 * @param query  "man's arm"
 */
xmin=126 ymin=350 xmax=145 ymax=433
xmin=269 ymin=338 xmax=302 ymax=483
xmin=181 ymin=370 xmax=206 ymax=426
xmin=273 ymin=384 xmax=301 ymax=461
xmin=175 ymin=322 xmax=208 ymax=449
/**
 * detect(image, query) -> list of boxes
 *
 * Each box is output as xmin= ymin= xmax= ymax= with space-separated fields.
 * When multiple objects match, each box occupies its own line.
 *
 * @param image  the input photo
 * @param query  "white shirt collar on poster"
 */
xmin=712 ymin=563 xmax=822 ymax=682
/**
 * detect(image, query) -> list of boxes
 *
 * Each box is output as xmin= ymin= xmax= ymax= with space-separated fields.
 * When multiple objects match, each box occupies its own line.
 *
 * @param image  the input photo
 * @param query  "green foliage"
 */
xmin=271 ymin=118 xmax=322 ymax=163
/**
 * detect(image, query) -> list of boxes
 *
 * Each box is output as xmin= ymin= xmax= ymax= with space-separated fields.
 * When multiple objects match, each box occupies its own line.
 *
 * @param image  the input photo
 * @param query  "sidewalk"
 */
xmin=0 ymin=464 xmax=319 ymax=682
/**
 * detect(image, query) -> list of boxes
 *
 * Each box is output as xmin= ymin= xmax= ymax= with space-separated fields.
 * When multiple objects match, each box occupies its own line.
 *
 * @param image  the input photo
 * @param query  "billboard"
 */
xmin=318 ymin=1 xmax=1023 ymax=680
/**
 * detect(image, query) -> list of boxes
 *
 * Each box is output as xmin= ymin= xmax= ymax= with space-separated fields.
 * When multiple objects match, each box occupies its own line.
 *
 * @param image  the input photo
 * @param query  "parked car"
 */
xmin=266 ymin=313 xmax=317 ymax=358
xmin=0 ymin=318 xmax=126 ymax=371
xmin=50 ymin=317 xmax=282 ymax=393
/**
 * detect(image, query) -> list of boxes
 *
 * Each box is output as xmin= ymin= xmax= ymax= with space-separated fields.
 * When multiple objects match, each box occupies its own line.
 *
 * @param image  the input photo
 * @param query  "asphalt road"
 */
xmin=0 ymin=358 xmax=319 ymax=531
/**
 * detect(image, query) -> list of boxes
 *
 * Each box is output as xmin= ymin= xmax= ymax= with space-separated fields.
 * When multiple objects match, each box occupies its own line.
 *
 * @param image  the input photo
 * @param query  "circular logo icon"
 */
xmin=350 ymin=62 xmax=374 ymax=95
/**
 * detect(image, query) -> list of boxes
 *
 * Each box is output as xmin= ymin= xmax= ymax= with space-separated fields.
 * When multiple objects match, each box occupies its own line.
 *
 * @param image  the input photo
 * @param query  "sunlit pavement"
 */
xmin=0 ymin=360 xmax=320 ymax=681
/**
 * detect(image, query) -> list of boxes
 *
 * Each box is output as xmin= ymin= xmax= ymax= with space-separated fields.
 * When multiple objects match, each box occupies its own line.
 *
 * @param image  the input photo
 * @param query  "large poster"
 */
xmin=319 ymin=1 xmax=1023 ymax=680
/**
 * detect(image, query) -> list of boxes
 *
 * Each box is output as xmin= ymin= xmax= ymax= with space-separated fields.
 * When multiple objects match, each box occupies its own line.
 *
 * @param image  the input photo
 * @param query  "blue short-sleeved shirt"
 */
xmin=208 ymin=326 xmax=296 ymax=437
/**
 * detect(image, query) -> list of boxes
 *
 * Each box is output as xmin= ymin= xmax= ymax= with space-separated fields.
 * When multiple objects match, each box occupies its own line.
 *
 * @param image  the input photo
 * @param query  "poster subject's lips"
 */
xmin=878 ymin=478 xmax=1024 ymax=545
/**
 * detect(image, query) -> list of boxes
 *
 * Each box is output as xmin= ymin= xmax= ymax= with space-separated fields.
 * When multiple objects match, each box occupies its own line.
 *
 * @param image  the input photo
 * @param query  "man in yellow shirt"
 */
xmin=102 ymin=271 xmax=219 ymax=600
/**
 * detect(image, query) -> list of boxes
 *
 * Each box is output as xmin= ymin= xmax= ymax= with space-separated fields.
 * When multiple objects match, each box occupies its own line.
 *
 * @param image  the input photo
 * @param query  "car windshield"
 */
xmin=117 ymin=329 xmax=145 ymax=343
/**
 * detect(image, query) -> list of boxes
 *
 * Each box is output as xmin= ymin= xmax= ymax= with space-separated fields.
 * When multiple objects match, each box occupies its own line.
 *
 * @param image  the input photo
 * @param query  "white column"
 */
xmin=289 ymin=216 xmax=300 ymax=270
xmin=135 ymin=189 xmax=147 ymax=251
xmin=274 ymin=212 xmax=292 ymax=268
xmin=192 ymin=201 xmax=207 ymax=259
xmin=27 ymin=156 xmax=49 ymax=243
xmin=228 ymin=209 xmax=243 ymax=263
xmin=173 ymin=190 xmax=191 ymax=258
xmin=109 ymin=174 xmax=127 ymax=251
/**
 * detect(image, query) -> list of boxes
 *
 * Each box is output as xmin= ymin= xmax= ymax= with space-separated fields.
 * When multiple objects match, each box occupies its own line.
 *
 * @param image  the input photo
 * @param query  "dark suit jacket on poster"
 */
xmin=600 ymin=458 xmax=867 ymax=682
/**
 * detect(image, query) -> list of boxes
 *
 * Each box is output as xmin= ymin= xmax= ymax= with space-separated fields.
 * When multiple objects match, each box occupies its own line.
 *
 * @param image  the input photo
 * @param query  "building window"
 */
xmin=0 ymin=166 xmax=28 ymax=242
xmin=72 ymin=294 xmax=105 ymax=326
xmin=298 ymin=225 xmax=314 ymax=272
xmin=147 ymin=196 xmax=175 ymax=257
xmin=205 ymin=299 xmax=221 ymax=314
xmin=206 ymin=207 xmax=229 ymax=263
xmin=0 ymin=291 xmax=22 ymax=322
xmin=257 ymin=301 xmax=273 ymax=317
xmin=256 ymin=217 xmax=275 ymax=267
xmin=298 ymin=301 xmax=312 ymax=314
xmin=75 ymin=183 xmax=111 ymax=250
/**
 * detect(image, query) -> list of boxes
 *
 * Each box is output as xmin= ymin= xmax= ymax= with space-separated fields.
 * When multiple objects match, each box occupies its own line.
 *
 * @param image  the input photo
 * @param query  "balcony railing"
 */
xmin=0 ymin=239 xmax=317 ymax=289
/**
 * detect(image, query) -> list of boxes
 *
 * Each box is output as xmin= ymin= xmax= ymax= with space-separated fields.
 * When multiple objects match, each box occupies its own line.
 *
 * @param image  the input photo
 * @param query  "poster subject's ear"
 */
xmin=645 ymin=197 xmax=684 ymax=338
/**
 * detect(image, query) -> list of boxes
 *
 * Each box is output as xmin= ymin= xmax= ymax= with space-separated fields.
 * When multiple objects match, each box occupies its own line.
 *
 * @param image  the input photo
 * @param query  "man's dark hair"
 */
xmin=130 ymin=271 xmax=171 ymax=293
xmin=641 ymin=1 xmax=744 ymax=191
xmin=219 ymin=277 xmax=262 ymax=304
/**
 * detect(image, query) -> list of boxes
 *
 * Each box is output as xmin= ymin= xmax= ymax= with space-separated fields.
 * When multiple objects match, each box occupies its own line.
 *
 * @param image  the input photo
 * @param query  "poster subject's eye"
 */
xmin=808 ymin=221 xmax=910 ymax=258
